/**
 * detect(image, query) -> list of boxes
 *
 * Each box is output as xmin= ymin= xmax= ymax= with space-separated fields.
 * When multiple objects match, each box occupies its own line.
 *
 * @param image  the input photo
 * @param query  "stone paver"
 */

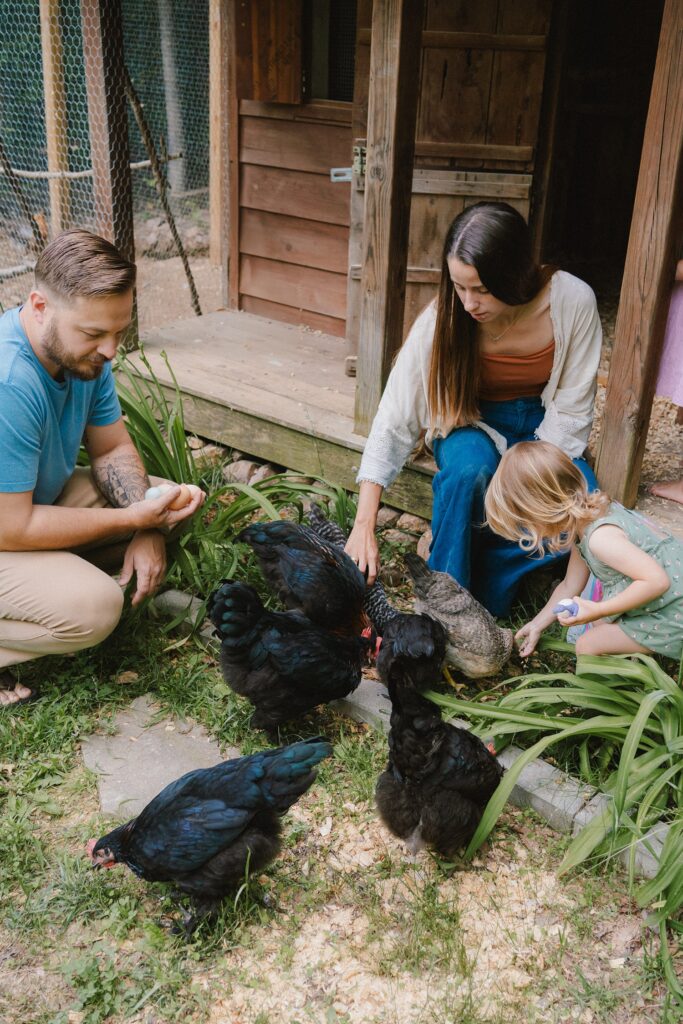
xmin=497 ymin=745 xmax=589 ymax=833
xmin=81 ymin=694 xmax=236 ymax=819
xmin=619 ymin=821 xmax=671 ymax=881
xmin=334 ymin=678 xmax=391 ymax=733
xmin=570 ymin=791 xmax=612 ymax=835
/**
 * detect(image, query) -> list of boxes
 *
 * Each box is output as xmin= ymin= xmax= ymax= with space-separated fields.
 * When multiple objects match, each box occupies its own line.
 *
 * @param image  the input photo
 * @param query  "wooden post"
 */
xmin=529 ymin=0 xmax=568 ymax=262
xmin=353 ymin=0 xmax=425 ymax=436
xmin=80 ymin=0 xmax=135 ymax=263
xmin=226 ymin=0 xmax=240 ymax=309
xmin=209 ymin=0 xmax=230 ymax=304
xmin=39 ymin=0 xmax=70 ymax=235
xmin=158 ymin=0 xmax=186 ymax=194
xmin=595 ymin=0 xmax=683 ymax=505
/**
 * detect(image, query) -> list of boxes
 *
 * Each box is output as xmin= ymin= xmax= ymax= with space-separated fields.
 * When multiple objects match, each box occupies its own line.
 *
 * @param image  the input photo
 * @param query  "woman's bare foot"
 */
xmin=0 ymin=671 xmax=33 ymax=707
xmin=650 ymin=478 xmax=683 ymax=505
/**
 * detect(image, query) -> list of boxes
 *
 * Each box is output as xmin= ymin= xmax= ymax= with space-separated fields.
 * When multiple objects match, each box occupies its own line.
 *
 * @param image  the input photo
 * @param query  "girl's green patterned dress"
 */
xmin=578 ymin=503 xmax=683 ymax=659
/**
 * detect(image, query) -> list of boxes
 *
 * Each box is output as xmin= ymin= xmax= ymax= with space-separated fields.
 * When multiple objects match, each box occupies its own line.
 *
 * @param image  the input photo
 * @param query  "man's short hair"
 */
xmin=35 ymin=229 xmax=136 ymax=300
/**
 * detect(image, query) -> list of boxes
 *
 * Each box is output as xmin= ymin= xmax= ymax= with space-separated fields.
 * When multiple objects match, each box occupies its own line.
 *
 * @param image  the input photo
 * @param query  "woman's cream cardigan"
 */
xmin=357 ymin=270 xmax=602 ymax=489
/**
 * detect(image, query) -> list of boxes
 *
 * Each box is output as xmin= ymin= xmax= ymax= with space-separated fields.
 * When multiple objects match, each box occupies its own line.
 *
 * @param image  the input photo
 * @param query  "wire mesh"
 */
xmin=0 ymin=0 xmax=219 ymax=329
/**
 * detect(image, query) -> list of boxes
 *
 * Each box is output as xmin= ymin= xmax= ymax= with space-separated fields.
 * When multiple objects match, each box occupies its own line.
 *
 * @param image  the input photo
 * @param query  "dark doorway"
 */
xmin=538 ymin=0 xmax=664 ymax=294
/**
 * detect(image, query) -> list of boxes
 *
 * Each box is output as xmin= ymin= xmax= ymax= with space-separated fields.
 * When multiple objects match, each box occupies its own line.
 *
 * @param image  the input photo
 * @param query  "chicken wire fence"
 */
xmin=0 ymin=0 xmax=219 ymax=328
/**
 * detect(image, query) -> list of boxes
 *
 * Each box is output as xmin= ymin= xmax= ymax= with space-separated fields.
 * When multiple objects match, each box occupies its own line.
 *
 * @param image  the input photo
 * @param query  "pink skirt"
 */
xmin=657 ymin=282 xmax=683 ymax=406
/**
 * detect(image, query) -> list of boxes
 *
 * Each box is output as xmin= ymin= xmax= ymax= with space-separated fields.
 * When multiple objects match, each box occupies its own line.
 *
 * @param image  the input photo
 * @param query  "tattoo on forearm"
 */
xmin=92 ymin=452 xmax=149 ymax=507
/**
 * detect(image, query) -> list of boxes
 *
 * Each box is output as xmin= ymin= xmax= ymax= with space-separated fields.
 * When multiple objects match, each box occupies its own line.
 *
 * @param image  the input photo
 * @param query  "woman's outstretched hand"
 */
xmin=345 ymin=522 xmax=380 ymax=586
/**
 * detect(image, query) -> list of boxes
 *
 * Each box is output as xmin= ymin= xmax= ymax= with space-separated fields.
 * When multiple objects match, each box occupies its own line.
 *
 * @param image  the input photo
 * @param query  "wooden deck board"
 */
xmin=133 ymin=310 xmax=435 ymax=517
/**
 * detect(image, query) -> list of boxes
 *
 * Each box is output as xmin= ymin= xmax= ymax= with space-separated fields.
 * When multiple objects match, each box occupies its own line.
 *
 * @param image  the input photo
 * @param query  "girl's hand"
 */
xmin=515 ymin=621 xmax=543 ymax=658
xmin=345 ymin=522 xmax=380 ymax=585
xmin=556 ymin=596 xmax=604 ymax=626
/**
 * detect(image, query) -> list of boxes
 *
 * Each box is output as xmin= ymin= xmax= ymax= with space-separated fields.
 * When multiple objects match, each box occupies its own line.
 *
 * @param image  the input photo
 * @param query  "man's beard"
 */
xmin=42 ymin=319 xmax=108 ymax=381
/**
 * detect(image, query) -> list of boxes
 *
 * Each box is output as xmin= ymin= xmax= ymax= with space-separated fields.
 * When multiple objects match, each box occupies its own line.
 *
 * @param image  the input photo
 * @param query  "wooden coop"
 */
xmin=117 ymin=0 xmax=681 ymax=517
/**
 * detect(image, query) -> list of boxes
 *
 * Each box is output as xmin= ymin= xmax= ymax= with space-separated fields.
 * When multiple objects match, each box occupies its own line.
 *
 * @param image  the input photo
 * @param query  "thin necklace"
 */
xmin=482 ymin=307 xmax=524 ymax=344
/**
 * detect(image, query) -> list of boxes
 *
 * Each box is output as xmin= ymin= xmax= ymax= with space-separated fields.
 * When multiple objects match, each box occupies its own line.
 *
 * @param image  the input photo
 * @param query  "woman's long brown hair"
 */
xmin=428 ymin=202 xmax=552 ymax=431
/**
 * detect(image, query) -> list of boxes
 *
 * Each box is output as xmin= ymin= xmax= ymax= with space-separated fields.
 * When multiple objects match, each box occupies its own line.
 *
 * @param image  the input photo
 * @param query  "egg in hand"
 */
xmin=144 ymin=483 xmax=192 ymax=510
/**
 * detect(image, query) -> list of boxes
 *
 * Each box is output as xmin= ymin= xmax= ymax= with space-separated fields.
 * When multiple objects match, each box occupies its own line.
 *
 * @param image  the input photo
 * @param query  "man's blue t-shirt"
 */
xmin=0 ymin=307 xmax=122 ymax=504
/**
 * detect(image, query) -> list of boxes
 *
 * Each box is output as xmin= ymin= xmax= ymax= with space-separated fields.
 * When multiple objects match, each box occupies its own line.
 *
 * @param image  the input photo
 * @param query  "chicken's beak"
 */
xmin=86 ymin=838 xmax=116 ymax=869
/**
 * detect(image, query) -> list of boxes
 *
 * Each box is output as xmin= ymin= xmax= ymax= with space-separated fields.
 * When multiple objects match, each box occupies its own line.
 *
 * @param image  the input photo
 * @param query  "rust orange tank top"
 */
xmin=478 ymin=340 xmax=555 ymax=402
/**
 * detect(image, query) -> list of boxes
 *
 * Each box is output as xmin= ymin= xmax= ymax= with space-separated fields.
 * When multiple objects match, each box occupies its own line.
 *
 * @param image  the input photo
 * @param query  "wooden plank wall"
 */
xmin=237 ymin=104 xmax=352 ymax=336
xmin=235 ymin=89 xmax=352 ymax=333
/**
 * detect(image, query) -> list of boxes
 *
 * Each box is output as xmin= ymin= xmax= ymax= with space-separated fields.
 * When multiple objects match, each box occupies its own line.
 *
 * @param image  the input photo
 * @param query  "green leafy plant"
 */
xmin=115 ymin=348 xmax=202 ymax=486
xmin=427 ymin=646 xmax=683 ymax=1003
xmin=114 ymin=348 xmax=358 ymax=600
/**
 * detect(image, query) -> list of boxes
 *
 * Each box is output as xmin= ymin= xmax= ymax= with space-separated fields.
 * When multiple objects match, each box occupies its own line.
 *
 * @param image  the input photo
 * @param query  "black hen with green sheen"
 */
xmin=376 ymin=675 xmax=503 ymax=858
xmin=89 ymin=738 xmax=332 ymax=927
xmin=237 ymin=520 xmax=367 ymax=634
xmin=208 ymin=579 xmax=368 ymax=731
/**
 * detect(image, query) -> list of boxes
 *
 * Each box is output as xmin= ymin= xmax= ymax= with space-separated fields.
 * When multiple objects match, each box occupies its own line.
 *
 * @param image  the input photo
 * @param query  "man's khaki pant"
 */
xmin=0 ymin=469 xmax=138 ymax=669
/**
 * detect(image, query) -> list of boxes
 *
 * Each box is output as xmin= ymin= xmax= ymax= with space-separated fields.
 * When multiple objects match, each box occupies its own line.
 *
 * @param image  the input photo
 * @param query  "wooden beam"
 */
xmin=209 ymin=0 xmax=230 ymax=292
xmin=414 ymin=141 xmax=534 ymax=162
xmin=227 ymin=0 xmax=240 ymax=308
xmin=596 ymin=0 xmax=683 ymax=506
xmin=355 ymin=168 xmax=532 ymax=198
xmin=158 ymin=0 xmax=186 ymax=193
xmin=354 ymin=0 xmax=425 ymax=435
xmin=358 ymin=29 xmax=546 ymax=52
xmin=80 ymin=0 xmax=134 ymax=262
xmin=529 ymin=0 xmax=569 ymax=262
xmin=39 ymin=0 xmax=70 ymax=235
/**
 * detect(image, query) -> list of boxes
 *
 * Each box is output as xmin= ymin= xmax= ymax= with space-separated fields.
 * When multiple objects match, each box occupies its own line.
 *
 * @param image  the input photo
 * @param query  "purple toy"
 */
xmin=553 ymin=599 xmax=579 ymax=617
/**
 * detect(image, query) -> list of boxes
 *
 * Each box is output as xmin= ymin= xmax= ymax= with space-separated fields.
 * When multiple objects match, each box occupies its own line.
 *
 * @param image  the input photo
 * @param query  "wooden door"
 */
xmin=346 ymin=0 xmax=548 ymax=354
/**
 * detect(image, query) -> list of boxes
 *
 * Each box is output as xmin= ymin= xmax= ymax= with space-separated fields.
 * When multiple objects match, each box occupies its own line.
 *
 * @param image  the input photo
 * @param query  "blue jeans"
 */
xmin=429 ymin=397 xmax=598 ymax=617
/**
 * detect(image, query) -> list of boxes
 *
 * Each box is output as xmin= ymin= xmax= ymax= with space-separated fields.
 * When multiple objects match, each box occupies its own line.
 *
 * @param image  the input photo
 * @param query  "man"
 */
xmin=0 ymin=229 xmax=205 ymax=706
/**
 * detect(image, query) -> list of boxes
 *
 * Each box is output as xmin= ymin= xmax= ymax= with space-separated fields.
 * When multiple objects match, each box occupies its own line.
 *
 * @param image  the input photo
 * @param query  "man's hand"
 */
xmin=119 ymin=529 xmax=167 ymax=606
xmin=127 ymin=483 xmax=205 ymax=532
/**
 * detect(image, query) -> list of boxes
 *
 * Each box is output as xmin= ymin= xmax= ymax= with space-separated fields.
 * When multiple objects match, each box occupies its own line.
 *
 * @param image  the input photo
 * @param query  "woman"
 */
xmin=345 ymin=201 xmax=602 ymax=617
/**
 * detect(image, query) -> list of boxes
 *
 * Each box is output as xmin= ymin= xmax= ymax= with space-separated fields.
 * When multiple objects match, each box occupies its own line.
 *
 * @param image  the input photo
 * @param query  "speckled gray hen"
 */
xmin=404 ymin=553 xmax=513 ymax=678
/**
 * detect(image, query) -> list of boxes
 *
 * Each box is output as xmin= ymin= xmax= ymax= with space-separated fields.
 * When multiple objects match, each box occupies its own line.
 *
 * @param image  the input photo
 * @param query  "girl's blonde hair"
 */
xmin=484 ymin=441 xmax=609 ymax=555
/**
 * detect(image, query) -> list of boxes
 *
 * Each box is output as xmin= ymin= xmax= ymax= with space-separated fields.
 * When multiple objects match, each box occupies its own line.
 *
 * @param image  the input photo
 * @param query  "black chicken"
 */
xmin=307 ymin=503 xmax=446 ymax=684
xmin=376 ymin=612 xmax=447 ymax=691
xmin=88 ymin=738 xmax=332 ymax=930
xmin=237 ymin=520 xmax=367 ymax=634
xmin=208 ymin=580 xmax=368 ymax=731
xmin=306 ymin=503 xmax=397 ymax=633
xmin=375 ymin=675 xmax=503 ymax=858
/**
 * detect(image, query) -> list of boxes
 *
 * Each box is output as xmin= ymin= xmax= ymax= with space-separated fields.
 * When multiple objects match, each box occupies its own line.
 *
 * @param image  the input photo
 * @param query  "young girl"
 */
xmin=484 ymin=441 xmax=683 ymax=660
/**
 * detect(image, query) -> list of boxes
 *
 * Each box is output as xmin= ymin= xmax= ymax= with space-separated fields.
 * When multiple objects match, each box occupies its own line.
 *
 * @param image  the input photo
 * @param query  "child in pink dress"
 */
xmin=651 ymin=259 xmax=683 ymax=504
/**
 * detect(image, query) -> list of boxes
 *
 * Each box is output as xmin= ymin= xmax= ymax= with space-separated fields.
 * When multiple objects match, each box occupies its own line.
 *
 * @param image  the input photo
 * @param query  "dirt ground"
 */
xmin=0 ymin=754 xmax=675 ymax=1024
